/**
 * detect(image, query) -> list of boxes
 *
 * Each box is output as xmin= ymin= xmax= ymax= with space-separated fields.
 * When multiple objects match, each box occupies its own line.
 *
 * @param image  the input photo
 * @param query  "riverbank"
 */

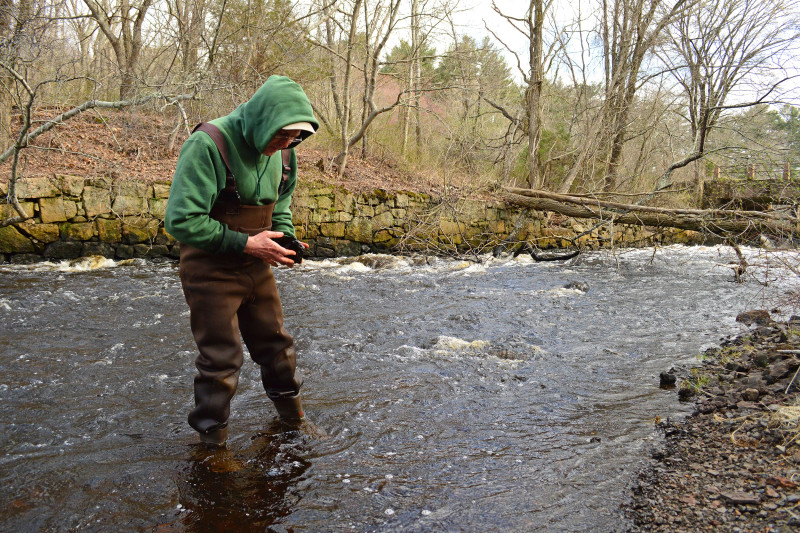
xmin=2 ymin=109 xmax=711 ymax=262
xmin=626 ymin=313 xmax=800 ymax=531
xmin=0 ymin=169 xmax=708 ymax=263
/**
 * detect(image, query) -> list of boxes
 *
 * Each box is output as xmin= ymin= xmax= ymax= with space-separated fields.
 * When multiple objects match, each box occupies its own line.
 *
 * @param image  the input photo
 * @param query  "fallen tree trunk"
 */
xmin=502 ymin=187 xmax=798 ymax=241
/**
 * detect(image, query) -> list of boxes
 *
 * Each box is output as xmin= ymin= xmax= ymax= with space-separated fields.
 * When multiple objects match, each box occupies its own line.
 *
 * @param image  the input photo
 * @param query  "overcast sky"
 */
xmin=450 ymin=0 xmax=535 ymax=64
xmin=446 ymin=0 xmax=601 ymax=83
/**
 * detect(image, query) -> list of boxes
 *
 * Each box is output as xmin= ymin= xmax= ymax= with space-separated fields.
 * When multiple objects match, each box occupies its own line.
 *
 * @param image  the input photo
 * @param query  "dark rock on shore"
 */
xmin=736 ymin=310 xmax=773 ymax=327
xmin=627 ymin=313 xmax=800 ymax=532
xmin=659 ymin=370 xmax=677 ymax=388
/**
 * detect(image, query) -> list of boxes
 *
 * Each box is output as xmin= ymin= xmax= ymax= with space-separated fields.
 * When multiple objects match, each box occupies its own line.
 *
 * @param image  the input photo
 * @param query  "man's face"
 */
xmin=263 ymin=129 xmax=302 ymax=156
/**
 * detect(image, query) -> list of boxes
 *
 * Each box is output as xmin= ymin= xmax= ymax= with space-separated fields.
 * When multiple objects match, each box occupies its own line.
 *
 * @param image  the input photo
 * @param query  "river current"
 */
xmin=0 ymin=245 xmax=795 ymax=532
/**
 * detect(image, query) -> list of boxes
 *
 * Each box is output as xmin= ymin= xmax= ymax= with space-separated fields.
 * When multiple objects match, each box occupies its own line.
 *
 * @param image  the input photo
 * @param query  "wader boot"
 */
xmin=180 ymin=200 xmax=302 ymax=445
xmin=271 ymin=393 xmax=305 ymax=421
xmin=268 ymin=389 xmax=328 ymax=438
xmin=199 ymin=426 xmax=228 ymax=448
xmin=263 ymin=366 xmax=304 ymax=421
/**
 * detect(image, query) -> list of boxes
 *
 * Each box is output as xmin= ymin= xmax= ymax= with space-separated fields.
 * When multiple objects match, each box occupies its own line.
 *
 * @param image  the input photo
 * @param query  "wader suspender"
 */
xmin=192 ymin=122 xmax=294 ymax=215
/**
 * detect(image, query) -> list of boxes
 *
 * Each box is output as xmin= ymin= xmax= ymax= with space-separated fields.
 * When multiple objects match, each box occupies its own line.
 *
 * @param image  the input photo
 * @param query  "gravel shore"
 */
xmin=626 ymin=312 xmax=800 ymax=532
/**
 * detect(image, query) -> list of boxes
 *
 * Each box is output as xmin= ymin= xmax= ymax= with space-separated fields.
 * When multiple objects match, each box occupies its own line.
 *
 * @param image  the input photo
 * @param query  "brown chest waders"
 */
xmin=179 ymin=200 xmax=302 ymax=437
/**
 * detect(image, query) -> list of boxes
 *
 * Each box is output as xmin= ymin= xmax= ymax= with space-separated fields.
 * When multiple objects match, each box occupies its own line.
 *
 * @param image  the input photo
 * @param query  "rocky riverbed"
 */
xmin=626 ymin=312 xmax=800 ymax=532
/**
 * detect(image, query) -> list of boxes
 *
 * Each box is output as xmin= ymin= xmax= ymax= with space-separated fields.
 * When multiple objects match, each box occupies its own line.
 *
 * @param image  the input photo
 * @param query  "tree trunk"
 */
xmin=597 ymin=0 xmax=688 ymax=192
xmin=0 ymin=76 xmax=12 ymax=151
xmin=401 ymin=57 xmax=411 ymax=155
xmin=317 ymin=0 xmax=403 ymax=175
xmin=526 ymin=0 xmax=544 ymax=189
xmin=336 ymin=0 xmax=362 ymax=178
xmin=411 ymin=0 xmax=421 ymax=150
xmin=693 ymin=159 xmax=704 ymax=204
xmin=0 ymin=0 xmax=35 ymax=150
xmin=172 ymin=0 xmax=205 ymax=73
xmin=503 ymin=187 xmax=797 ymax=239
xmin=605 ymin=109 xmax=628 ymax=190
xmin=0 ymin=0 xmax=12 ymax=149
xmin=82 ymin=0 xmax=153 ymax=100
xmin=119 ymin=70 xmax=137 ymax=100
xmin=361 ymin=7 xmax=370 ymax=160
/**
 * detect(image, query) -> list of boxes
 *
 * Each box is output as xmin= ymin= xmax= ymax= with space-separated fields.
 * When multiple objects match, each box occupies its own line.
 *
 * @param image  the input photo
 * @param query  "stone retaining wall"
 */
xmin=1 ymin=176 xmax=173 ymax=262
xmin=0 ymin=175 xmax=704 ymax=263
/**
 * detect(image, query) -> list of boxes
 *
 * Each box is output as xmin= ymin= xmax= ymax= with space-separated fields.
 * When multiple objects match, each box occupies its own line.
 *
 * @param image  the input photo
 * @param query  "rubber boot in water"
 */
xmin=199 ymin=426 xmax=228 ymax=448
xmin=272 ymin=394 xmax=304 ymax=421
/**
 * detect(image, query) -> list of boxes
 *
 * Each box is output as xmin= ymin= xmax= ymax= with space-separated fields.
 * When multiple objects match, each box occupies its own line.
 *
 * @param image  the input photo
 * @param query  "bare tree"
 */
xmin=0 ymin=60 xmax=194 ymax=227
xmin=0 ymin=0 xmax=46 ymax=149
xmin=310 ymin=0 xmax=405 ymax=177
xmin=1 ymin=0 xmax=24 ymax=149
xmin=403 ymin=0 xmax=420 ymax=153
xmin=597 ymin=0 xmax=692 ymax=190
xmin=165 ymin=0 xmax=206 ymax=77
xmin=553 ymin=0 xmax=691 ymax=195
xmin=654 ymin=0 xmax=800 ymax=195
xmin=380 ymin=0 xmax=449 ymax=158
xmin=63 ymin=0 xmax=99 ymax=99
xmin=490 ymin=0 xmax=555 ymax=189
xmin=403 ymin=0 xmax=448 ymax=152
xmin=203 ymin=0 xmax=312 ymax=96
xmin=81 ymin=0 xmax=153 ymax=99
xmin=433 ymin=32 xmax=518 ymax=175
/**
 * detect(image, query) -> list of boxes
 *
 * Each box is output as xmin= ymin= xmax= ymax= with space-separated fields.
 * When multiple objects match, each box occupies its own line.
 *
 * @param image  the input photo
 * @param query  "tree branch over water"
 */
xmin=503 ymin=187 xmax=798 ymax=240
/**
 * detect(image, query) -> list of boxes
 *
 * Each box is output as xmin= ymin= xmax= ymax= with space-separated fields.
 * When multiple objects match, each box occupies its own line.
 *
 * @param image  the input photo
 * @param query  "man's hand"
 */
xmin=244 ymin=230 xmax=305 ymax=267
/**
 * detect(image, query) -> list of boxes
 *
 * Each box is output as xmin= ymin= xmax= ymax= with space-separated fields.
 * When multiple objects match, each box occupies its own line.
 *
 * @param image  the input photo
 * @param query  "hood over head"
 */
xmin=207 ymin=75 xmax=319 ymax=187
xmin=224 ymin=75 xmax=319 ymax=156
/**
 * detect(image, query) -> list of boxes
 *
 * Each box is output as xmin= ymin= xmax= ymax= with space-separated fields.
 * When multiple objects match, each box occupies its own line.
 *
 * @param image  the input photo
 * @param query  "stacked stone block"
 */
xmin=0 ymin=176 xmax=176 ymax=263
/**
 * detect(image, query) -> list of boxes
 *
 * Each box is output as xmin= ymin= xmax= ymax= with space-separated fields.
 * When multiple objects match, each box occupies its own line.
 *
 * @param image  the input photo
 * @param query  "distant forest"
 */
xmin=2 ymin=0 xmax=799 ymax=205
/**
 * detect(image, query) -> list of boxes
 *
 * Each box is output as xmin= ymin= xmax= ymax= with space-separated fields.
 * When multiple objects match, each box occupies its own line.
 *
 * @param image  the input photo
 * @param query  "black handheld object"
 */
xmin=274 ymin=236 xmax=305 ymax=264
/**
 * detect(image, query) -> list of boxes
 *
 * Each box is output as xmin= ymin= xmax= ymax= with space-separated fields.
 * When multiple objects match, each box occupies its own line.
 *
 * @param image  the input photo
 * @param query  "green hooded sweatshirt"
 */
xmin=165 ymin=76 xmax=319 ymax=254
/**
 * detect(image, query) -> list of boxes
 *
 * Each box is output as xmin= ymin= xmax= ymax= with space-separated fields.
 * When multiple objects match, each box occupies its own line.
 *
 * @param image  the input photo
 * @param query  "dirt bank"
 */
xmin=626 ymin=313 xmax=800 ymax=532
xmin=1 ymin=109 xmax=444 ymax=195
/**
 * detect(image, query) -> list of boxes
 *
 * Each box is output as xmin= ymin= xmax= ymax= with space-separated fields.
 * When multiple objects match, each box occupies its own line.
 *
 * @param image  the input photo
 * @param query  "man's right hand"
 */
xmin=244 ymin=230 xmax=298 ymax=267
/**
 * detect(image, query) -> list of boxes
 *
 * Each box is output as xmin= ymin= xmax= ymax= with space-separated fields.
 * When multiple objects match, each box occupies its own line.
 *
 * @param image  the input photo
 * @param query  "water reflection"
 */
xmin=175 ymin=426 xmax=312 ymax=532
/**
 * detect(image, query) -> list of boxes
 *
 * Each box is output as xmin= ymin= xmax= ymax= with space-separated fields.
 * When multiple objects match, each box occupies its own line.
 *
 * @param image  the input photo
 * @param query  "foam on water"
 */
xmin=431 ymin=335 xmax=490 ymax=354
xmin=397 ymin=335 xmax=542 ymax=367
xmin=544 ymin=287 xmax=587 ymax=297
xmin=0 ymin=255 xmax=140 ymax=273
xmin=335 ymin=262 xmax=372 ymax=274
xmin=303 ymin=253 xmax=413 ymax=273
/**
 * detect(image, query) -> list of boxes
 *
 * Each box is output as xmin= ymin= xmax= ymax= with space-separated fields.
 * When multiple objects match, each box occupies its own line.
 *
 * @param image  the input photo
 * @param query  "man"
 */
xmin=165 ymin=75 xmax=319 ymax=448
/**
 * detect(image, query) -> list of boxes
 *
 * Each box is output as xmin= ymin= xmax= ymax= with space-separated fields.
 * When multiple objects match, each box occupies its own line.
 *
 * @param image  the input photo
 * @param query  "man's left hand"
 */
xmin=244 ymin=230 xmax=303 ymax=267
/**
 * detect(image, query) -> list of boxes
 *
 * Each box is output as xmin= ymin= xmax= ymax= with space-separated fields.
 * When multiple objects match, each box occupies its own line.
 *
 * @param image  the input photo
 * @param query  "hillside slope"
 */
xmin=1 ymin=109 xmax=444 ymax=195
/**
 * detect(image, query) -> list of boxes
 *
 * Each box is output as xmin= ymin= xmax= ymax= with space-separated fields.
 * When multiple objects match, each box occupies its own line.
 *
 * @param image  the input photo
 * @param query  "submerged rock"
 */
xmin=563 ymin=281 xmax=589 ymax=292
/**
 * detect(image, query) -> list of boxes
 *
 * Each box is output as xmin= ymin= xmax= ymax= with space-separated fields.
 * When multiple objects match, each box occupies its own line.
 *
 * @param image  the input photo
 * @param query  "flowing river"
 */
xmin=1 ymin=245 xmax=795 ymax=532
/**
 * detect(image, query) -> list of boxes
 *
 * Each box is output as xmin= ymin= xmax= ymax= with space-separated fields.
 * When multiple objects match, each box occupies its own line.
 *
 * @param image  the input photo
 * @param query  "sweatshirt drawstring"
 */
xmin=256 ymin=155 xmax=271 ymax=198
